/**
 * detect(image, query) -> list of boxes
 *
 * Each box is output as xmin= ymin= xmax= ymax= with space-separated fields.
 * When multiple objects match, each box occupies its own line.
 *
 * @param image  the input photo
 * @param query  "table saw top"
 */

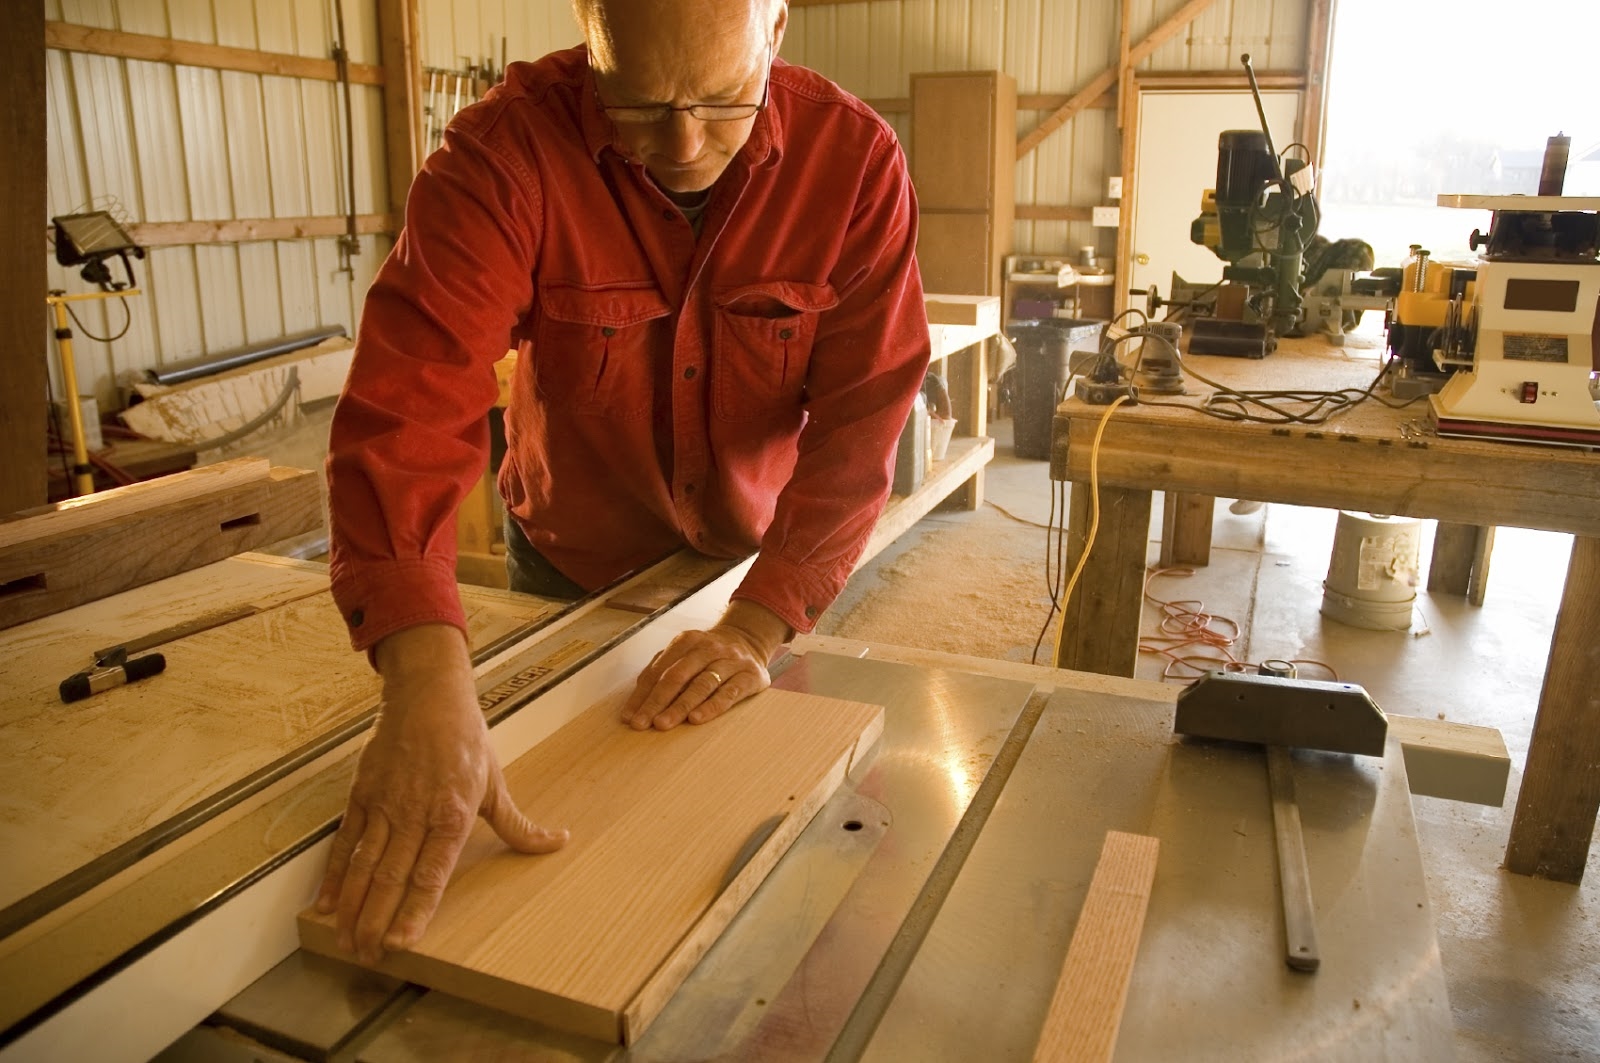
xmin=0 ymin=558 xmax=1455 ymax=1061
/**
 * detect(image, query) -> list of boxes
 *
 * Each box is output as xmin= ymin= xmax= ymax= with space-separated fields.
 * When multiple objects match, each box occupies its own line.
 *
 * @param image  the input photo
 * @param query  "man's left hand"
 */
xmin=620 ymin=600 xmax=792 ymax=730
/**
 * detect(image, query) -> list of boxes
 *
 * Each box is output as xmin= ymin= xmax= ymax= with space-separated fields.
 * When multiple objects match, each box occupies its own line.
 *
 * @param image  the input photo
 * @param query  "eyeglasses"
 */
xmin=599 ymin=40 xmax=772 ymax=125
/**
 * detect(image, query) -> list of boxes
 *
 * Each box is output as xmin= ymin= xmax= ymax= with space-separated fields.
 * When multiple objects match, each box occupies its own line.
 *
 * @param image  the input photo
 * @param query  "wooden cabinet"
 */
xmin=910 ymin=71 xmax=1016 ymax=298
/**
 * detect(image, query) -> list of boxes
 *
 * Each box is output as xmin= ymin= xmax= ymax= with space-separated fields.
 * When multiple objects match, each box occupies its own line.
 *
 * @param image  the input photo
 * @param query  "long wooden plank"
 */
xmin=118 ymin=213 xmax=396 ymax=248
xmin=0 ymin=458 xmax=268 ymax=548
xmin=299 ymin=688 xmax=884 ymax=1043
xmin=44 ymin=21 xmax=384 ymax=85
xmin=0 ymin=466 xmax=322 ymax=630
xmin=1031 ymin=831 xmax=1159 ymax=1063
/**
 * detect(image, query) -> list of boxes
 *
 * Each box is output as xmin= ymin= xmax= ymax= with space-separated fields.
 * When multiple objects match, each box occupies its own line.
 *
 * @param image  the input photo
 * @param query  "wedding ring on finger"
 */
xmin=707 ymin=669 xmax=724 ymax=687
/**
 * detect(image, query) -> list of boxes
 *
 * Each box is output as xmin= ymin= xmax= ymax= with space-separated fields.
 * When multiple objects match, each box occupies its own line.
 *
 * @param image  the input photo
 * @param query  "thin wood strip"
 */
xmin=1031 ymin=831 xmax=1159 ymax=1063
xmin=1017 ymin=0 xmax=1219 ymax=159
xmin=44 ymin=21 xmax=384 ymax=85
xmin=0 ymin=458 xmax=268 ymax=549
xmin=0 ymin=467 xmax=322 ymax=631
xmin=97 ymin=213 xmax=395 ymax=249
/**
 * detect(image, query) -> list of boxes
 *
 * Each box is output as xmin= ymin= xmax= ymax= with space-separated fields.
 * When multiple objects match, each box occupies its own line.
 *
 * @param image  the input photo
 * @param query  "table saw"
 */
xmin=0 ymin=549 xmax=1465 ymax=1061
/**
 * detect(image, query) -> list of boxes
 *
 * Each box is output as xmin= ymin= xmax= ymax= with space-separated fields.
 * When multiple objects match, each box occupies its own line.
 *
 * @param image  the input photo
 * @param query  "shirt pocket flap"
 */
xmin=541 ymin=285 xmax=672 ymax=328
xmin=713 ymin=281 xmax=840 ymax=316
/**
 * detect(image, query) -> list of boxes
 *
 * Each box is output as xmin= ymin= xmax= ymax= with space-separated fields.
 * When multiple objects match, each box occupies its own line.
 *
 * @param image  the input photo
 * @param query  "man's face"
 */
xmin=587 ymin=1 xmax=784 ymax=199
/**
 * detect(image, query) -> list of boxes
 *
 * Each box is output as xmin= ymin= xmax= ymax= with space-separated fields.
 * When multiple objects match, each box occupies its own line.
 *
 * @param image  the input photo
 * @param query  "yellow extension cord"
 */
xmin=1051 ymin=393 xmax=1131 ymax=664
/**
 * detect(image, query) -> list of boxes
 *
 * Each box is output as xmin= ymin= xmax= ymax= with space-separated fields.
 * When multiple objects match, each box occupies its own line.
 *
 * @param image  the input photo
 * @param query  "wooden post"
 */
xmin=1055 ymin=483 xmax=1151 ymax=676
xmin=2 ymin=2 xmax=47 ymax=512
xmin=1158 ymin=492 xmax=1215 ymax=567
xmin=1505 ymin=534 xmax=1600 ymax=884
xmin=376 ymin=0 xmax=423 ymax=216
xmin=1296 ymin=0 xmax=1336 ymax=170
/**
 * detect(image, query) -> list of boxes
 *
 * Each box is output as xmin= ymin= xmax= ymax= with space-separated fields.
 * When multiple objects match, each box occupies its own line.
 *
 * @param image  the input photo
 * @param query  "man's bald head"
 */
xmin=574 ymin=0 xmax=784 ymax=76
xmin=577 ymin=0 xmax=788 ymax=198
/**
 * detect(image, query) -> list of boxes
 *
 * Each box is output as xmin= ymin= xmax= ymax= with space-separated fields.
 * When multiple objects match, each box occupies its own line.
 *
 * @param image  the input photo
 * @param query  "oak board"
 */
xmin=299 ymin=687 xmax=884 ymax=1044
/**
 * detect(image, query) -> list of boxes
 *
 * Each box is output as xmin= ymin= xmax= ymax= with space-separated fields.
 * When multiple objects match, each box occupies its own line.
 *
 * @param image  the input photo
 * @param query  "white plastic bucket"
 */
xmin=1321 ymin=511 xmax=1422 ymax=631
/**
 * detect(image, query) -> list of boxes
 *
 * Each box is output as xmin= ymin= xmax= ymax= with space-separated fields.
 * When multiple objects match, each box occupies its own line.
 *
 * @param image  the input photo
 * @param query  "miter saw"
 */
xmin=1170 ymin=54 xmax=1321 ymax=358
xmin=1426 ymin=193 xmax=1600 ymax=447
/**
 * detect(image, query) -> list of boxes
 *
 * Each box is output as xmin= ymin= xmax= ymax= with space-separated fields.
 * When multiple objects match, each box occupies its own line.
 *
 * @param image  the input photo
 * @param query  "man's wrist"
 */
xmin=373 ymin=623 xmax=472 ymax=682
xmin=716 ymin=600 xmax=793 ymax=665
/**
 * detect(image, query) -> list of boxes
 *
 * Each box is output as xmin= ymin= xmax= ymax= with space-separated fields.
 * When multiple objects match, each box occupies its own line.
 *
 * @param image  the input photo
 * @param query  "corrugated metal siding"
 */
xmin=407 ymin=0 xmax=1305 ymax=260
xmin=44 ymin=0 xmax=390 ymax=411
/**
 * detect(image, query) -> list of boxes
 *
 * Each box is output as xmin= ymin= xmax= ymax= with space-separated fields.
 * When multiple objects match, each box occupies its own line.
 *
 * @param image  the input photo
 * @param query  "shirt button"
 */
xmin=779 ymin=328 xmax=794 ymax=340
xmin=683 ymin=366 xmax=698 ymax=380
xmin=662 ymin=208 xmax=675 ymax=220
xmin=804 ymin=605 xmax=818 ymax=620
xmin=349 ymin=609 xmax=365 ymax=627
xmin=684 ymin=482 xmax=696 ymax=494
xmin=602 ymin=326 xmax=616 ymax=337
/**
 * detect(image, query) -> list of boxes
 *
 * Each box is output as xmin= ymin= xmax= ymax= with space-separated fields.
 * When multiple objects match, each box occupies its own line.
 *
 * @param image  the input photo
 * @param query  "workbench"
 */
xmin=1048 ymin=334 xmax=1600 ymax=885
xmin=2 ymin=547 xmax=1467 ymax=1061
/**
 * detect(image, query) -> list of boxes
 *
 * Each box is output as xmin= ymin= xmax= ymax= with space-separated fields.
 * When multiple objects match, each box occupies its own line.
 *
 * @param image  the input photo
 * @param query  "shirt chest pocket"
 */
xmin=712 ymin=281 xmax=838 ymax=422
xmin=534 ymin=285 xmax=672 ymax=420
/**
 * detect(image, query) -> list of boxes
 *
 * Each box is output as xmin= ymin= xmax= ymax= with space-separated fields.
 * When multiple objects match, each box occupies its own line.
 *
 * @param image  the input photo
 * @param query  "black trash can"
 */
xmin=1009 ymin=318 xmax=1101 ymax=460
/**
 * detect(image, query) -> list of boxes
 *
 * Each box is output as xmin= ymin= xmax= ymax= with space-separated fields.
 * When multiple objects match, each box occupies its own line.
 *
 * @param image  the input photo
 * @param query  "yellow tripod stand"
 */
xmin=46 ymin=288 xmax=141 ymax=498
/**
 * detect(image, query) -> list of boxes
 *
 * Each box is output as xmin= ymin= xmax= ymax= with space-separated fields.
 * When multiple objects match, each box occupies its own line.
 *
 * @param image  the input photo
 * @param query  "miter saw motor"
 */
xmin=1426 ymin=192 xmax=1600 ymax=447
xmin=1186 ymin=57 xmax=1321 ymax=357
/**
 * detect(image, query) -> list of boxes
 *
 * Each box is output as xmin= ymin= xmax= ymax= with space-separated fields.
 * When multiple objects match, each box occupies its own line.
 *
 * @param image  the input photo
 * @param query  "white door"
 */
xmin=1129 ymin=90 xmax=1302 ymax=312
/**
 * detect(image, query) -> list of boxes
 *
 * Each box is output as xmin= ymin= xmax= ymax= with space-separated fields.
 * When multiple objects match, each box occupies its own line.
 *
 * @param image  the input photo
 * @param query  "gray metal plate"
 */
xmin=860 ymin=685 xmax=1455 ymax=1062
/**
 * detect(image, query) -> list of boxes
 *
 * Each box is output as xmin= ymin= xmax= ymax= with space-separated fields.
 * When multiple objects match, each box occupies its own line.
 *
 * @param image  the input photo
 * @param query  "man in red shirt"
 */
xmin=316 ymin=0 xmax=929 ymax=962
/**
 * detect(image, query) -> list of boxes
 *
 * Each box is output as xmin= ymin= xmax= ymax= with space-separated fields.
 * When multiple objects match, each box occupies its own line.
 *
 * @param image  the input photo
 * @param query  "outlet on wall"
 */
xmin=1092 ymin=205 xmax=1120 ymax=228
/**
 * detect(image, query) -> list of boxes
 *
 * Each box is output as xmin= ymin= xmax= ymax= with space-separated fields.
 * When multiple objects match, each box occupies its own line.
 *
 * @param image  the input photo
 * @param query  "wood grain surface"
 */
xmin=0 ymin=559 xmax=557 ymax=919
xmin=0 ymin=464 xmax=322 ymax=629
xmin=300 ymin=688 xmax=884 ymax=1044
xmin=1031 ymin=831 xmax=1159 ymax=1063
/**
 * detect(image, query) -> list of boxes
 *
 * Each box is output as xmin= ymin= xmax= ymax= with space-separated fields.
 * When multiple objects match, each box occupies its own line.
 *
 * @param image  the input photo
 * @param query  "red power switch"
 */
xmin=1520 ymin=381 xmax=1539 ymax=404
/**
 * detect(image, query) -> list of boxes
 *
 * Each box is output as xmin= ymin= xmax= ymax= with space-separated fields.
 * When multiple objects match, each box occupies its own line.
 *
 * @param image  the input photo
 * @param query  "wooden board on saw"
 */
xmin=300 ymin=687 xmax=885 ymax=1044
xmin=0 ymin=571 xmax=559 ymax=927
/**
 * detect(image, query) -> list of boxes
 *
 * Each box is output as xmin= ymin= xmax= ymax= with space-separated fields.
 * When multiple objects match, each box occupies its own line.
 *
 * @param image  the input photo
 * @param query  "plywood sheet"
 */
xmin=0 ymin=574 xmax=557 ymax=923
xmin=300 ymin=688 xmax=884 ymax=1044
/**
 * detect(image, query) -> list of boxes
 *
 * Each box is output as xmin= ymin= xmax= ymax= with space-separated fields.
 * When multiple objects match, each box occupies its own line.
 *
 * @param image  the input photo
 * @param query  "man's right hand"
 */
xmin=315 ymin=623 xmax=568 ymax=964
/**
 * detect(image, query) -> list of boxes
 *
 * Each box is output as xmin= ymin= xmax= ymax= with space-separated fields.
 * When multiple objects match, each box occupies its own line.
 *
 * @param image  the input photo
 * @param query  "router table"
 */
xmin=1049 ymin=334 xmax=1600 ymax=886
xmin=0 ymin=547 xmax=1474 ymax=1061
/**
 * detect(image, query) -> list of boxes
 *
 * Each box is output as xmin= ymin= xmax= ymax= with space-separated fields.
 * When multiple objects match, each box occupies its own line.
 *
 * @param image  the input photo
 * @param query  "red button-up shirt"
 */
xmin=326 ymin=46 xmax=930 ymax=652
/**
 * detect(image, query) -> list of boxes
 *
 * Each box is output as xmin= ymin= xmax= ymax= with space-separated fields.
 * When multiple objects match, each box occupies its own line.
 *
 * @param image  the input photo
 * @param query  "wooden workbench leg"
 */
xmin=1429 ymin=522 xmax=1494 ymax=603
xmin=946 ymin=339 xmax=990 ymax=511
xmin=1054 ymin=483 xmax=1152 ymax=677
xmin=1158 ymin=492 xmax=1215 ymax=568
xmin=1505 ymin=534 xmax=1600 ymax=883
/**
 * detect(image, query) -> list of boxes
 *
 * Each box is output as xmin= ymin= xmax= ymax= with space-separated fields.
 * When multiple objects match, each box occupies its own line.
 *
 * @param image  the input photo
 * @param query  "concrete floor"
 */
xmin=824 ymin=419 xmax=1600 ymax=1061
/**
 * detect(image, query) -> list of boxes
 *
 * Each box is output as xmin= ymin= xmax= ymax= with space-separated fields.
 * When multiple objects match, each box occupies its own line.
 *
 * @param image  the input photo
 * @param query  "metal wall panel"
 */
xmin=403 ymin=0 xmax=1305 ymax=266
xmin=43 ymin=0 xmax=393 ymax=411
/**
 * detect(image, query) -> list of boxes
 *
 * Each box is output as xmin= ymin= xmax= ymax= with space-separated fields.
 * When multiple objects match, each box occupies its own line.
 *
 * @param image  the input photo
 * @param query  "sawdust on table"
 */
xmin=819 ymin=507 xmax=1055 ymax=664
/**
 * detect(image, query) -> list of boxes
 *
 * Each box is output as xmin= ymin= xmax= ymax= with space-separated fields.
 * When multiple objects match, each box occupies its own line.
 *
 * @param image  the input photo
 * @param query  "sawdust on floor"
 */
xmin=819 ymin=507 xmax=1055 ymax=664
